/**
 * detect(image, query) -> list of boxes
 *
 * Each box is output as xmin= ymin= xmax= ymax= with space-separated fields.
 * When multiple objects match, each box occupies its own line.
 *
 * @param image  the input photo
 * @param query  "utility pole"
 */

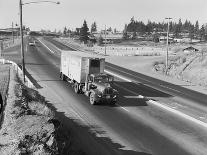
xmin=12 ymin=22 xmax=14 ymax=44
xmin=104 ymin=25 xmax=107 ymax=56
xmin=165 ymin=17 xmax=172 ymax=75
xmin=18 ymin=0 xmax=60 ymax=83
xmin=19 ymin=0 xmax=26 ymax=82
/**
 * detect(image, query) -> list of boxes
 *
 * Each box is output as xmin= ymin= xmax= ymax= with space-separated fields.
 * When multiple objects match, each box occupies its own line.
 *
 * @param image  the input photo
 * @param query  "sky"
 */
xmin=0 ymin=0 xmax=206 ymax=32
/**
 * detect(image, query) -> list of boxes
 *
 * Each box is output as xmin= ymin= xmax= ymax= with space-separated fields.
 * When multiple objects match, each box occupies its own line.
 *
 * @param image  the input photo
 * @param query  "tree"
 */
xmin=107 ymin=27 xmax=112 ymax=32
xmin=122 ymin=24 xmax=128 ymax=40
xmin=132 ymin=31 xmax=136 ymax=39
xmin=200 ymin=25 xmax=206 ymax=41
xmin=63 ymin=26 xmax=67 ymax=36
xmin=97 ymin=35 xmax=104 ymax=45
xmin=174 ymin=18 xmax=182 ymax=37
xmin=79 ymin=20 xmax=90 ymax=44
xmin=114 ymin=28 xmax=117 ymax=33
xmin=91 ymin=22 xmax=97 ymax=33
xmin=67 ymin=28 xmax=71 ymax=37
xmin=194 ymin=20 xmax=199 ymax=38
xmin=189 ymin=24 xmax=195 ymax=40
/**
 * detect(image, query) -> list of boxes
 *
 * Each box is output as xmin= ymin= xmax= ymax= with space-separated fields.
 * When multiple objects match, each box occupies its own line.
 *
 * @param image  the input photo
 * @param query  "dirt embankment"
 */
xmin=0 ymin=65 xmax=10 ymax=114
xmin=0 ymin=68 xmax=75 ymax=154
xmin=153 ymin=53 xmax=207 ymax=87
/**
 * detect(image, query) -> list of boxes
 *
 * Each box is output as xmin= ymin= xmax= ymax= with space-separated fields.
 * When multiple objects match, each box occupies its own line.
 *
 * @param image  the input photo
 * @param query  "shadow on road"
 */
xmin=114 ymin=81 xmax=172 ymax=98
xmin=111 ymin=81 xmax=172 ymax=107
xmin=41 ymin=96 xmax=151 ymax=154
xmin=17 ymin=64 xmax=43 ymax=89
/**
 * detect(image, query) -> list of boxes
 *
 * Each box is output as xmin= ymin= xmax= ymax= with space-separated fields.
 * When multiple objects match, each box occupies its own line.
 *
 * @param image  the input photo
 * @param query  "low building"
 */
xmin=93 ymin=32 xmax=123 ymax=44
xmin=183 ymin=46 xmax=199 ymax=54
xmin=159 ymin=36 xmax=174 ymax=43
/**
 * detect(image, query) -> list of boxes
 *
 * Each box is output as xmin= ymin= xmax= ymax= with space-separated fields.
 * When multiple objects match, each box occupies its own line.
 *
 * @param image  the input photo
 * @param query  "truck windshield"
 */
xmin=94 ymin=76 xmax=109 ymax=83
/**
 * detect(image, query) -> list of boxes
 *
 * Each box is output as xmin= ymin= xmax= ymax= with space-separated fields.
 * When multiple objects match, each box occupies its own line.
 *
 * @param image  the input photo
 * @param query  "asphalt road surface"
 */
xmin=2 ymin=36 xmax=207 ymax=155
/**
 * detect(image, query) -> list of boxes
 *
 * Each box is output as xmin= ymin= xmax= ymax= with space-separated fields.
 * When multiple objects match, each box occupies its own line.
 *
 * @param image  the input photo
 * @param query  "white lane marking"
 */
xmin=37 ymin=38 xmax=54 ymax=53
xmin=149 ymin=100 xmax=207 ymax=128
xmin=107 ymin=69 xmax=207 ymax=128
xmin=116 ymin=104 xmax=130 ymax=112
xmin=105 ymin=70 xmax=132 ymax=82
xmin=26 ymin=44 xmax=28 ymax=53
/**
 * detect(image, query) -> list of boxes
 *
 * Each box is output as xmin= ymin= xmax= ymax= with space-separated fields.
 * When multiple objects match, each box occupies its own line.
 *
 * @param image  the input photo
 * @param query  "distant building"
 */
xmin=0 ymin=28 xmax=19 ymax=36
xmin=174 ymin=38 xmax=182 ymax=43
xmin=92 ymin=31 xmax=123 ymax=44
xmin=159 ymin=36 xmax=174 ymax=43
xmin=183 ymin=46 xmax=199 ymax=54
xmin=181 ymin=37 xmax=191 ymax=43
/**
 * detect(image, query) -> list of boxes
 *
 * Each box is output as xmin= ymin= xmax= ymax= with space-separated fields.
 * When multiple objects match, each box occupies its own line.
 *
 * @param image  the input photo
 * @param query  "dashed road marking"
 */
xmin=37 ymin=39 xmax=55 ymax=53
xmin=116 ymin=104 xmax=130 ymax=112
xmin=105 ymin=70 xmax=132 ymax=82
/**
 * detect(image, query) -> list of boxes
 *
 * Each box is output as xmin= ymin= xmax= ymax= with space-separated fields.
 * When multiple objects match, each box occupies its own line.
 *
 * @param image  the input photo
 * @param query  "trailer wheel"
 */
xmin=89 ymin=93 xmax=96 ymax=105
xmin=111 ymin=101 xmax=116 ymax=105
xmin=60 ymin=72 xmax=65 ymax=81
xmin=74 ymin=83 xmax=80 ymax=94
xmin=60 ymin=72 xmax=62 ymax=80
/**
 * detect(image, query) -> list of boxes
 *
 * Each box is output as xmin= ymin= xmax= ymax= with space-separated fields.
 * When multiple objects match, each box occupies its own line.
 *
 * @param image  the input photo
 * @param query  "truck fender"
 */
xmin=89 ymin=89 xmax=100 ymax=104
xmin=89 ymin=89 xmax=98 ymax=98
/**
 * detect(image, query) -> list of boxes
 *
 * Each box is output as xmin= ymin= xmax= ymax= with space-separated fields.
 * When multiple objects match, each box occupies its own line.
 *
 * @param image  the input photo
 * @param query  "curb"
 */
xmin=0 ymin=59 xmax=34 ymax=88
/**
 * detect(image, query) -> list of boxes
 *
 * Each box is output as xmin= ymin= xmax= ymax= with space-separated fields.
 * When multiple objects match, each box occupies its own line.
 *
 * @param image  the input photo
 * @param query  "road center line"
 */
xmin=116 ymin=104 xmax=130 ymax=112
xmin=37 ymin=38 xmax=55 ymax=53
xmin=105 ymin=70 xmax=132 ymax=82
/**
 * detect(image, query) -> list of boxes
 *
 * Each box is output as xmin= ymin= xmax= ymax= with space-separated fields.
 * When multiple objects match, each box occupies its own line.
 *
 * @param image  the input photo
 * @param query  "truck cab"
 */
xmin=86 ymin=73 xmax=118 ymax=105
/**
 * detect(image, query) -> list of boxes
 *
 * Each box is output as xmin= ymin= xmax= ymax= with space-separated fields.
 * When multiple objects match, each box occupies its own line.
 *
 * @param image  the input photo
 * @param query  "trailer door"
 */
xmin=89 ymin=59 xmax=100 ymax=74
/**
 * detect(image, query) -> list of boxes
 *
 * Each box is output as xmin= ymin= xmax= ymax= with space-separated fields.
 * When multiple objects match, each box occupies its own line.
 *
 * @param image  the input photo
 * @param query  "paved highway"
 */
xmin=2 ymin=36 xmax=207 ymax=155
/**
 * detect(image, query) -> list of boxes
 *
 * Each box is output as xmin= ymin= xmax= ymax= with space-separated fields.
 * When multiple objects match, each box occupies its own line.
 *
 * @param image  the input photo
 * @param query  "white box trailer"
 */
xmin=60 ymin=50 xmax=105 ymax=83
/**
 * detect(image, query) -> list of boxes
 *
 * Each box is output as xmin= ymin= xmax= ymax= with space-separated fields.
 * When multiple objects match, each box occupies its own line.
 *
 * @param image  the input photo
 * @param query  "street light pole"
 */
xmin=19 ymin=0 xmax=60 ymax=83
xmin=19 ymin=0 xmax=26 ymax=82
xmin=165 ymin=17 xmax=172 ymax=75
xmin=104 ymin=25 xmax=107 ymax=56
xmin=12 ymin=22 xmax=14 ymax=44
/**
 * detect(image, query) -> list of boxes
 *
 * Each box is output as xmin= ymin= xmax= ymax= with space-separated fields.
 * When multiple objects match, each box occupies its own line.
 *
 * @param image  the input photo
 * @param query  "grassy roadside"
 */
xmin=0 ymin=65 xmax=10 ymax=101
xmin=0 ymin=67 xmax=84 ymax=154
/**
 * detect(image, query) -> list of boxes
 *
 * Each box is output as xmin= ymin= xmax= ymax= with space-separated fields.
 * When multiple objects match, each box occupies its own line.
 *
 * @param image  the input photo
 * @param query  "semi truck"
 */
xmin=60 ymin=50 xmax=118 ymax=105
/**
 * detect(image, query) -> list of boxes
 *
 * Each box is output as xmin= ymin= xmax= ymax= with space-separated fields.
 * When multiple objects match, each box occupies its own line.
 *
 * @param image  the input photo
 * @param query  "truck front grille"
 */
xmin=104 ymin=88 xmax=113 ymax=95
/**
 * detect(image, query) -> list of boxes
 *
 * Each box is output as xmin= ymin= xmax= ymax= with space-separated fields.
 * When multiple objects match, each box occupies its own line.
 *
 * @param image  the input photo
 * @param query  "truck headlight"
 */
xmin=97 ymin=94 xmax=102 ymax=97
xmin=113 ymin=95 xmax=117 ymax=98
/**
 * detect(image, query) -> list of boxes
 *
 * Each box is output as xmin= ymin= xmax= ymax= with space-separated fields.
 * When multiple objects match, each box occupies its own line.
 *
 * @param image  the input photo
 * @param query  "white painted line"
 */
xmin=37 ymin=39 xmax=54 ymax=53
xmin=149 ymin=100 xmax=207 ymax=128
xmin=116 ymin=104 xmax=130 ymax=112
xmin=106 ymin=69 xmax=207 ymax=128
xmin=105 ymin=70 xmax=132 ymax=82
xmin=26 ymin=44 xmax=28 ymax=53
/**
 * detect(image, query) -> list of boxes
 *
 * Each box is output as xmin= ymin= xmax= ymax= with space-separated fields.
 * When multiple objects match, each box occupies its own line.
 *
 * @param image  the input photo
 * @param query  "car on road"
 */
xmin=28 ymin=41 xmax=36 ymax=46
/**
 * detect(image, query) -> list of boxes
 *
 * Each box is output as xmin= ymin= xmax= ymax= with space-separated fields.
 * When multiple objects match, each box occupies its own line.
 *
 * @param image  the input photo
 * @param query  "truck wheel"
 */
xmin=90 ymin=93 xmax=96 ymax=105
xmin=60 ymin=72 xmax=65 ymax=81
xmin=111 ymin=101 xmax=116 ymax=105
xmin=74 ymin=83 xmax=80 ymax=94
